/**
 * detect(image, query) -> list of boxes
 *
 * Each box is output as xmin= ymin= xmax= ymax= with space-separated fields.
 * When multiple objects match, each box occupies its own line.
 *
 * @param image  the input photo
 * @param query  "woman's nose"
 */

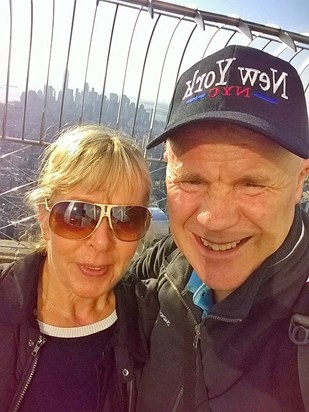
xmin=87 ymin=217 xmax=116 ymax=250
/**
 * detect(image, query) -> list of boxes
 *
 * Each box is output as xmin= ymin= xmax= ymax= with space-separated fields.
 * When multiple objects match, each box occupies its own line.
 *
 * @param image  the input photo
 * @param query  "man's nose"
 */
xmin=197 ymin=188 xmax=240 ymax=231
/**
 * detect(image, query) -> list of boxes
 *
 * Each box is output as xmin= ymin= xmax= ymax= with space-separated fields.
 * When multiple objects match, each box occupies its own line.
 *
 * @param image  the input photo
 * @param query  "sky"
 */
xmin=0 ymin=0 xmax=308 ymax=104
xmin=168 ymin=0 xmax=309 ymax=34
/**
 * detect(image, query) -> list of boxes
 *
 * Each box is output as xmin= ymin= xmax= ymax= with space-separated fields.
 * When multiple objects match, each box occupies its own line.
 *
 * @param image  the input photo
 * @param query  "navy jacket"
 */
xmin=0 ymin=252 xmax=158 ymax=412
xmin=132 ymin=206 xmax=309 ymax=412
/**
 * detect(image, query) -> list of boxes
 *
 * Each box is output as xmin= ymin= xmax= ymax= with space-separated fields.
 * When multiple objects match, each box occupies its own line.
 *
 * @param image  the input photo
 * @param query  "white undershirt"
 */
xmin=37 ymin=310 xmax=118 ymax=338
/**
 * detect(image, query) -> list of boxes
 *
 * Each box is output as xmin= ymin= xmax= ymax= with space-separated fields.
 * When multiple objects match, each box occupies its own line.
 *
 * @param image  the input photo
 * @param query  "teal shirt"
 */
xmin=186 ymin=271 xmax=213 ymax=317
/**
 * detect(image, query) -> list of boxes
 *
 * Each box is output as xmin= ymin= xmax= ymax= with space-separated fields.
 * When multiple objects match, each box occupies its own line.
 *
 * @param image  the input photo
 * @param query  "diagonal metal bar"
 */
xmin=115 ymin=6 xmax=143 ymax=130
xmin=102 ymin=0 xmax=309 ymax=46
xmin=131 ymin=12 xmax=161 ymax=137
xmin=155 ymin=23 xmax=198 ymax=159
xmin=79 ymin=3 xmax=99 ymax=123
xmin=2 ymin=0 xmax=13 ymax=139
xmin=40 ymin=0 xmax=55 ymax=142
xmin=97 ymin=3 xmax=119 ymax=124
xmin=145 ymin=16 xmax=183 ymax=148
xmin=58 ymin=0 xmax=77 ymax=129
xmin=202 ymin=25 xmax=223 ymax=59
xmin=21 ymin=0 xmax=34 ymax=141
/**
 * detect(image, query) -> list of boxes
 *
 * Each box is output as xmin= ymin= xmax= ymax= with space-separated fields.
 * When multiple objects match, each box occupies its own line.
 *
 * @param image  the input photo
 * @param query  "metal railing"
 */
xmin=0 ymin=0 xmax=308 ymax=250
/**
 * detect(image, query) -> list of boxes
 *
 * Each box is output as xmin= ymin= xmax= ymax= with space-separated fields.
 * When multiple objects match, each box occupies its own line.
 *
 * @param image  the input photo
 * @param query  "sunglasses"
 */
xmin=44 ymin=199 xmax=151 ymax=242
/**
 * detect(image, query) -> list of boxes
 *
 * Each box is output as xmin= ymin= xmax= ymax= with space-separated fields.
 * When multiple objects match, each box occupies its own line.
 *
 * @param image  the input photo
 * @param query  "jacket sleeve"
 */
xmin=130 ymin=234 xmax=177 ymax=279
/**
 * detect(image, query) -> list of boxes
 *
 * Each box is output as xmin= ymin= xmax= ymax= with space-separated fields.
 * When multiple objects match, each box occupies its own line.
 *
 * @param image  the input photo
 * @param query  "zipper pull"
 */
xmin=32 ymin=336 xmax=46 ymax=356
xmin=193 ymin=323 xmax=201 ymax=348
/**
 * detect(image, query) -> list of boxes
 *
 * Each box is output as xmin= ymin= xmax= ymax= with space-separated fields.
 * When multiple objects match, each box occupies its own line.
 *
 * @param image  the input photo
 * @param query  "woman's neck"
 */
xmin=37 ymin=264 xmax=116 ymax=327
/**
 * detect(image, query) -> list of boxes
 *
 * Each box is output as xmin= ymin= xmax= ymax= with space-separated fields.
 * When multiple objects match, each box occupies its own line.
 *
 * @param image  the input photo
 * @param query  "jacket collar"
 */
xmin=0 ymin=251 xmax=45 ymax=325
xmin=113 ymin=279 xmax=150 ymax=362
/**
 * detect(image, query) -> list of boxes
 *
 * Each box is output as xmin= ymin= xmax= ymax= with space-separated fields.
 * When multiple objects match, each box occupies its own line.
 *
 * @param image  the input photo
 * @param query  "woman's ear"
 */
xmin=38 ymin=204 xmax=50 ymax=240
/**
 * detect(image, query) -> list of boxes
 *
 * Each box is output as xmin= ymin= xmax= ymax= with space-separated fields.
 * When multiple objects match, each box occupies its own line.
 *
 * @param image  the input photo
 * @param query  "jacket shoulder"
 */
xmin=0 ymin=252 xmax=44 ymax=323
xmin=292 ymin=279 xmax=309 ymax=315
xmin=130 ymin=234 xmax=181 ymax=279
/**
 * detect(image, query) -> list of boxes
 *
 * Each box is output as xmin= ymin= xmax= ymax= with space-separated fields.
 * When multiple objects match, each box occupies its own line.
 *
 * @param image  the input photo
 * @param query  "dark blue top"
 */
xmin=21 ymin=324 xmax=115 ymax=412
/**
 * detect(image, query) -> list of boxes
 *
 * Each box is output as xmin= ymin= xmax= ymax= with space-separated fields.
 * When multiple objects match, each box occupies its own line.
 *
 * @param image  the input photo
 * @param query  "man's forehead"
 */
xmin=167 ymin=122 xmax=279 ymax=151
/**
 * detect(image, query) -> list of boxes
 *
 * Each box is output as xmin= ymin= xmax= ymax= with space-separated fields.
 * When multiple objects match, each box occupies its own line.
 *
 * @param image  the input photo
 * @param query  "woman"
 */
xmin=0 ymin=124 xmax=156 ymax=412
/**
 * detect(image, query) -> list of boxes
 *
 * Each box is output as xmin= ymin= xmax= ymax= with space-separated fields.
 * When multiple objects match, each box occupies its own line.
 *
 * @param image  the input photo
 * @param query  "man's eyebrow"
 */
xmin=236 ymin=172 xmax=270 ymax=183
xmin=172 ymin=169 xmax=206 ymax=181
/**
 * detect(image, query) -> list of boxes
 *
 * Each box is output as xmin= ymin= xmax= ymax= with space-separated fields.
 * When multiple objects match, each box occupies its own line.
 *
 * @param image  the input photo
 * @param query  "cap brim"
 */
xmin=146 ymin=111 xmax=308 ymax=158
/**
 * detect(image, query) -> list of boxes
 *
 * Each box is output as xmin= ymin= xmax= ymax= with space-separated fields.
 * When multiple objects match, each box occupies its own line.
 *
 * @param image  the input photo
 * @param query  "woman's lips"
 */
xmin=79 ymin=264 xmax=111 ymax=277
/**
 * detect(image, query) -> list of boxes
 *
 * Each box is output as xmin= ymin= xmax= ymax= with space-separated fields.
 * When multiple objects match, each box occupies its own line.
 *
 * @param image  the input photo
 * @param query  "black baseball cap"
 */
xmin=147 ymin=45 xmax=309 ymax=158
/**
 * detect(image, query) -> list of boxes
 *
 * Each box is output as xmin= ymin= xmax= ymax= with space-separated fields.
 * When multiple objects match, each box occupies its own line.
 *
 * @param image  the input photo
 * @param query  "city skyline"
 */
xmin=0 ymin=0 xmax=308 ymax=244
xmin=1 ymin=74 xmax=168 ymax=146
xmin=1 ymin=0 xmax=308 ymax=111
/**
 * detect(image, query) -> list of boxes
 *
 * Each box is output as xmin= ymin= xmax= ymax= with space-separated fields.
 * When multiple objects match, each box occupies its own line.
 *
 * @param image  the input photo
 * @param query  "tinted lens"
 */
xmin=111 ymin=206 xmax=151 ymax=241
xmin=49 ymin=201 xmax=100 ymax=239
xmin=49 ymin=202 xmax=151 ymax=241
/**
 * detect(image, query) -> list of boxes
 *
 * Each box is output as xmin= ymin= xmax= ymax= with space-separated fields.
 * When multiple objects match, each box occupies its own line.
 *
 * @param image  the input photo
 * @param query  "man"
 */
xmin=133 ymin=45 xmax=309 ymax=411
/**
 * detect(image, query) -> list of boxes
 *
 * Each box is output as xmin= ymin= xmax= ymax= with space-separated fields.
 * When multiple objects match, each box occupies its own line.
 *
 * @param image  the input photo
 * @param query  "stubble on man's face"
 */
xmin=165 ymin=123 xmax=307 ymax=300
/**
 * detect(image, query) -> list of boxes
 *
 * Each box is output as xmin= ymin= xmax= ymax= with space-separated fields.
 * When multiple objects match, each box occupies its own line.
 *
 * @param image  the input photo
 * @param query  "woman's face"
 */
xmin=39 ymin=186 xmax=146 ymax=300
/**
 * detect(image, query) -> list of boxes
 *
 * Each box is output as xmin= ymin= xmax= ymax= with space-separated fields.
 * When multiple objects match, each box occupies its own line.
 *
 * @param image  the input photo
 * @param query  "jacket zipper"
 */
xmin=171 ymin=385 xmax=183 ymax=412
xmin=12 ymin=335 xmax=46 ymax=412
xmin=206 ymin=314 xmax=242 ymax=323
xmin=164 ymin=272 xmax=200 ymax=412
xmin=127 ymin=379 xmax=134 ymax=412
xmin=164 ymin=272 xmax=199 ymax=334
xmin=164 ymin=271 xmax=243 ymax=412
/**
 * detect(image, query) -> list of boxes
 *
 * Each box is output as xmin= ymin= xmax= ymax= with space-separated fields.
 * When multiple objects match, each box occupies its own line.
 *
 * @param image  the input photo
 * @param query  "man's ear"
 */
xmin=295 ymin=158 xmax=309 ymax=203
xmin=38 ymin=204 xmax=50 ymax=240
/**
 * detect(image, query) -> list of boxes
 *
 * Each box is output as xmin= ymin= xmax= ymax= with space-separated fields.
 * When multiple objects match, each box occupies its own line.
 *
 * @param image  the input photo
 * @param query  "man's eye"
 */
xmin=240 ymin=182 xmax=266 ymax=194
xmin=246 ymin=183 xmax=260 ymax=187
xmin=178 ymin=180 xmax=202 ymax=192
xmin=245 ymin=182 xmax=264 ymax=188
xmin=183 ymin=179 xmax=201 ymax=185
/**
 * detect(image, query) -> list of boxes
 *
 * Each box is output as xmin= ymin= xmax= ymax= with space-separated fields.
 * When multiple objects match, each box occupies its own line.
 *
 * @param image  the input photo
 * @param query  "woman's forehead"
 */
xmin=57 ymin=183 xmax=146 ymax=205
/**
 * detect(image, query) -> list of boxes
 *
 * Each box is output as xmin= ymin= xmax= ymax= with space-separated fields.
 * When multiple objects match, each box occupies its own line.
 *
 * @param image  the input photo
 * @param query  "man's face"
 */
xmin=165 ymin=123 xmax=308 ymax=301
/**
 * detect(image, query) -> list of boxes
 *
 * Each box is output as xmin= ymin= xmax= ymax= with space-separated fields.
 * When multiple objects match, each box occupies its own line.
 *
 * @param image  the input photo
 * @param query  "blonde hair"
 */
xmin=26 ymin=124 xmax=151 ymax=249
